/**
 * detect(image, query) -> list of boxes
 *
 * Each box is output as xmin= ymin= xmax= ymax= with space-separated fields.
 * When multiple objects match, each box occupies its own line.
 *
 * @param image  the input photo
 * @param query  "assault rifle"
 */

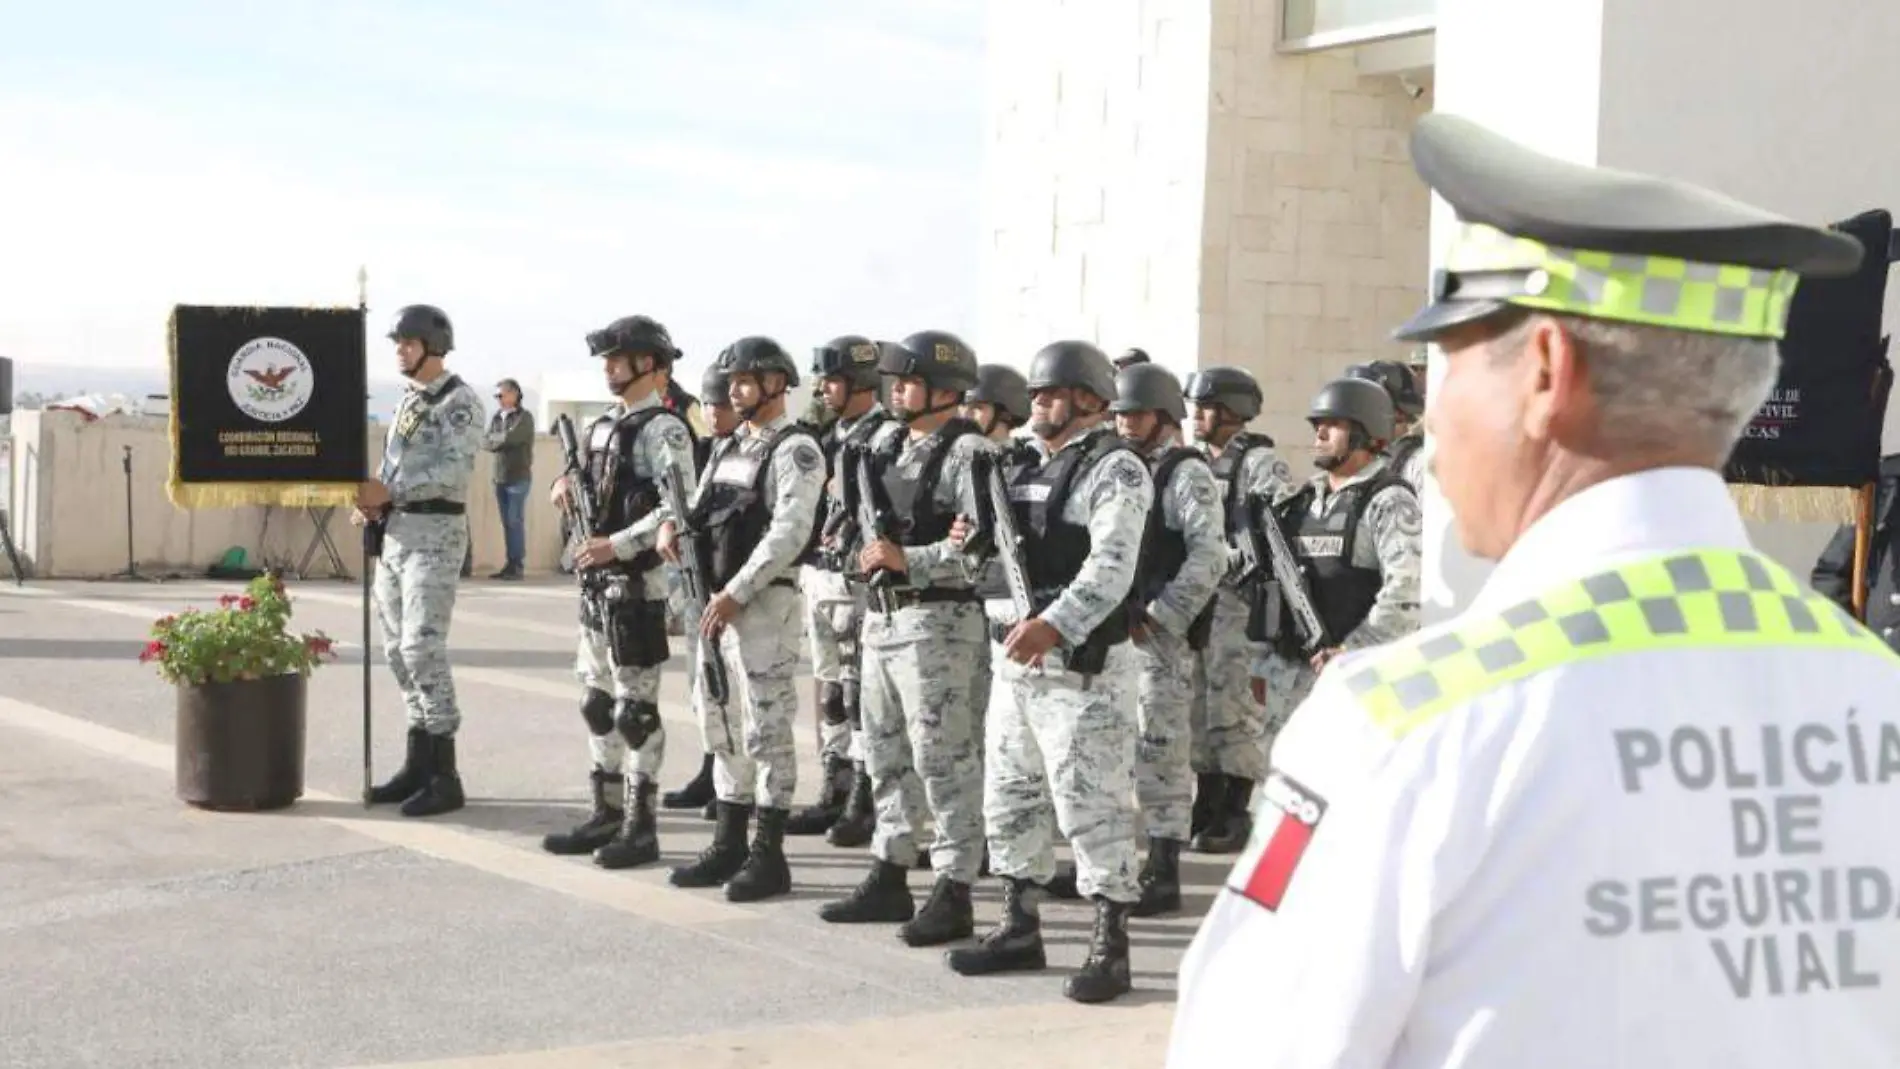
xmin=972 ymin=450 xmax=1035 ymax=624
xmin=850 ymin=446 xmax=900 ymax=614
xmin=553 ymin=415 xmax=621 ymax=648
xmin=657 ymin=458 xmax=731 ymax=706
xmin=1234 ymin=495 xmax=1332 ymax=655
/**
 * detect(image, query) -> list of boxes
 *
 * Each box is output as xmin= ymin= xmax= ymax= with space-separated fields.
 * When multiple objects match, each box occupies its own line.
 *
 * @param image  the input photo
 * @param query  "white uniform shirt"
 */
xmin=1168 ymin=467 xmax=1900 ymax=1069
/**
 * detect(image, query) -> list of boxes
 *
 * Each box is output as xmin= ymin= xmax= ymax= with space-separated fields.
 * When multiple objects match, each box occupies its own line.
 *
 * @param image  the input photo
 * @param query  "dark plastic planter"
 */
xmin=174 ymin=673 xmax=307 ymax=811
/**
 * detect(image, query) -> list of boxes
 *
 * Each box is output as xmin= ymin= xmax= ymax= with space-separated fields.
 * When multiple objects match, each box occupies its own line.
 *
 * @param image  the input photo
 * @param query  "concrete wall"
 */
xmin=975 ymin=0 xmax=1431 ymax=456
xmin=5 ymin=410 xmax=570 ymax=579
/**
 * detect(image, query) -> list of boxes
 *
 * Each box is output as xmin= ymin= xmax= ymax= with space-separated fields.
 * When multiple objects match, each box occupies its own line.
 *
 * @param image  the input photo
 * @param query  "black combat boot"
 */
xmin=786 ymin=753 xmax=854 ymax=836
xmin=1062 ymin=897 xmax=1133 ymax=1004
xmin=1189 ymin=771 xmax=1225 ymax=840
xmin=670 ymin=800 xmax=753 ymax=888
xmin=662 ymin=753 xmax=715 ymax=810
xmin=593 ymin=776 xmax=659 ymax=869
xmin=945 ymin=877 xmax=1047 ymax=976
xmin=900 ymin=875 xmax=974 ymax=947
xmin=818 ymin=858 xmax=914 ymax=923
xmin=541 ymin=768 xmax=624 ymax=855
xmin=1044 ymin=861 xmax=1081 ymax=900
xmin=366 ymin=726 xmax=431 ymax=805
xmin=1191 ymin=776 xmax=1254 ymax=854
xmin=1131 ymin=837 xmax=1184 ymax=917
xmin=725 ymin=806 xmax=793 ymax=903
xmin=400 ymin=733 xmax=466 ymax=818
xmin=825 ymin=764 xmax=874 ymax=848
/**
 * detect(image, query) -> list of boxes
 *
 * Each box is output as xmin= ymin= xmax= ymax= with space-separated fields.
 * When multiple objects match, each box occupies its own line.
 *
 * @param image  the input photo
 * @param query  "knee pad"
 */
xmin=614 ymin=698 xmax=662 ymax=749
xmin=581 ymin=688 xmax=615 ymax=736
xmin=819 ymin=681 xmax=847 ymax=725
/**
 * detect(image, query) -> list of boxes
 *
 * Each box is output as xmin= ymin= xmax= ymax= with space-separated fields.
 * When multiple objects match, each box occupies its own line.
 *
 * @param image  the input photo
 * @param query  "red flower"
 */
xmin=237 ymin=596 xmax=255 ymax=611
xmin=218 ymin=595 xmax=237 ymax=607
xmin=305 ymin=635 xmax=335 ymax=656
xmin=139 ymin=640 xmax=166 ymax=663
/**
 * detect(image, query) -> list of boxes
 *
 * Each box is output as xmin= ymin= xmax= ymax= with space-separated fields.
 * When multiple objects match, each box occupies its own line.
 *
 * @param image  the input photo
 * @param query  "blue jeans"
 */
xmin=495 ymin=480 xmax=530 ymax=569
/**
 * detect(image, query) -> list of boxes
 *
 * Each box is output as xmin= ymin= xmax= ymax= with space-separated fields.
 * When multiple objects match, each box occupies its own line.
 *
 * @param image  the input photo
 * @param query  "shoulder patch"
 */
xmin=1106 ymin=452 xmax=1145 ymax=490
xmin=1228 ymin=768 xmax=1327 ymax=912
xmin=790 ymin=440 xmax=823 ymax=474
xmin=1188 ymin=472 xmax=1218 ymax=506
xmin=1375 ymin=485 xmax=1423 ymax=537
xmin=445 ymin=404 xmax=475 ymax=431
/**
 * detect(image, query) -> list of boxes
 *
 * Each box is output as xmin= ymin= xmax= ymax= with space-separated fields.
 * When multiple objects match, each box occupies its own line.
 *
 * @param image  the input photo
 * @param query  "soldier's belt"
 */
xmin=393 ymin=499 xmax=466 ymax=516
xmin=884 ymin=588 xmax=977 ymax=609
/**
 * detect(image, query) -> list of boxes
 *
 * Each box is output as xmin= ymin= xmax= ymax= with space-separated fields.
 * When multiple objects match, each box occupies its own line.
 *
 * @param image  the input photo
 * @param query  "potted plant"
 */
xmin=140 ymin=572 xmax=337 ymax=811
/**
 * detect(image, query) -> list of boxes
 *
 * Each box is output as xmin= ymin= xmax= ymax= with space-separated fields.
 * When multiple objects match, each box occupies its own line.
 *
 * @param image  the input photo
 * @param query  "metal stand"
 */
xmin=362 ymin=522 xmax=378 ymax=806
xmin=116 ymin=445 xmax=153 ymax=582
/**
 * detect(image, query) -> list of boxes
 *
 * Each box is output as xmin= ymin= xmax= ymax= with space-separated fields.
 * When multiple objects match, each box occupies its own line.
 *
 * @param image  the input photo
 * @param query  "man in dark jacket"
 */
xmin=482 ymin=378 xmax=535 ymax=579
xmin=1810 ymin=453 xmax=1900 ymax=650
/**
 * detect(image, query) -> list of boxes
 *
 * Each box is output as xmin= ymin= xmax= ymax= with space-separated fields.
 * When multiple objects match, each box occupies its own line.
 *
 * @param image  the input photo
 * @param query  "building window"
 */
xmin=1279 ymin=0 xmax=1434 ymax=52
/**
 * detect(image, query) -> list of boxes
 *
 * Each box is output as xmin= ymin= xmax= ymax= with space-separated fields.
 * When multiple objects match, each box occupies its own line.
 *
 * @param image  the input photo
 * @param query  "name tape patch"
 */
xmin=1230 ymin=769 xmax=1328 ymax=912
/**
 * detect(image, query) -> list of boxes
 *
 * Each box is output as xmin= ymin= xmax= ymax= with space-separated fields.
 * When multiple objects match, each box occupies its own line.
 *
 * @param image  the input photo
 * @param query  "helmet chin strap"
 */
xmin=896 ymin=393 xmax=960 ymax=423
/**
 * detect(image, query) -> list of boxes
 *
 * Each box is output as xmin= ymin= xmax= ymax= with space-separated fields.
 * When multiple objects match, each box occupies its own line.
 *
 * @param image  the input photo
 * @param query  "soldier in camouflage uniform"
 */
xmin=1181 ymin=367 xmax=1293 ymax=855
xmin=657 ymin=337 xmax=827 ymax=902
xmin=789 ymin=336 xmax=891 ymax=842
xmin=960 ymin=364 xmax=1031 ymax=442
xmin=817 ymin=332 xmax=991 ymax=944
xmin=1345 ymin=359 xmax=1427 ymax=490
xmin=541 ymin=316 xmax=698 ymax=869
xmin=1107 ymin=363 xmax=1226 ymax=917
xmin=356 ymin=304 xmax=485 ymax=818
xmin=946 ymin=340 xmax=1155 ymax=1005
xmin=662 ymin=362 xmax=739 ymax=820
xmin=1254 ymin=376 xmax=1423 ymax=727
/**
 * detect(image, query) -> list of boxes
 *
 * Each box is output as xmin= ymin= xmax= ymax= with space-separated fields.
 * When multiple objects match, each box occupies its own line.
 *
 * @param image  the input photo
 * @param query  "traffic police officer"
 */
xmin=961 ymin=364 xmax=1031 ymax=442
xmin=541 ymin=315 xmax=697 ymax=869
xmin=818 ymin=331 xmax=992 ymax=945
xmin=790 ymin=335 xmax=892 ymax=843
xmin=1254 ymin=376 xmax=1422 ymax=732
xmin=1109 ymin=362 xmax=1226 ymax=916
xmin=658 ymin=337 xmax=826 ymax=902
xmin=1344 ymin=359 xmax=1428 ymax=490
xmin=1169 ymin=112 xmax=1899 ymax=1067
xmin=663 ymin=361 xmax=740 ymax=819
xmin=356 ymin=304 xmax=484 ymax=818
xmin=1183 ymin=367 xmax=1293 ymax=854
xmin=947 ymin=340 xmax=1154 ymax=1005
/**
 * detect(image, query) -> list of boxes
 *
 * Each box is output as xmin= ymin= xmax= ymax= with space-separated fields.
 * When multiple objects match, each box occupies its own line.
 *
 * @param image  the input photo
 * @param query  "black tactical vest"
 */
xmin=1209 ymin=431 xmax=1275 ymax=538
xmin=806 ymin=408 xmax=892 ymax=569
xmin=584 ymin=406 xmax=683 ymax=576
xmin=1272 ymin=471 xmax=1411 ymax=643
xmin=975 ymin=427 xmax=1141 ymax=652
xmin=692 ymin=423 xmax=822 ymax=589
xmin=1386 ymin=434 xmax=1423 ymax=490
xmin=1138 ymin=446 xmax=1218 ymax=650
xmin=871 ymin=417 xmax=981 ymax=549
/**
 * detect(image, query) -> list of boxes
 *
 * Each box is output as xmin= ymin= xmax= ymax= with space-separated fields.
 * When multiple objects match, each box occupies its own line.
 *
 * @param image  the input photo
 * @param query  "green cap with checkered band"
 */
xmin=1393 ymin=114 xmax=1868 ymax=343
xmin=1339 ymin=548 xmax=1894 ymax=740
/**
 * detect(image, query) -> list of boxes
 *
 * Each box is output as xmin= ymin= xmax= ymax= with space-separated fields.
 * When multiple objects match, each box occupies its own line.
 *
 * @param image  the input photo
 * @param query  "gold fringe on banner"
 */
xmin=1727 ymin=482 xmax=1861 ymax=525
xmin=164 ymin=302 xmax=366 ymax=513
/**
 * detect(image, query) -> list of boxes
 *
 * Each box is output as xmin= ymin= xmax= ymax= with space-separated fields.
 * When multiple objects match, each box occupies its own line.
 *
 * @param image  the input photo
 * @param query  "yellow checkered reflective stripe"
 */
xmin=1444 ymin=222 xmax=1801 ymax=339
xmin=1342 ymin=548 xmax=1892 ymax=738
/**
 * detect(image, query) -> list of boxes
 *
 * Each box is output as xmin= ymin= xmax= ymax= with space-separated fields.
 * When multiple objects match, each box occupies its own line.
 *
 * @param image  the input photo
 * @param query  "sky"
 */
xmin=0 ymin=0 xmax=986 ymax=394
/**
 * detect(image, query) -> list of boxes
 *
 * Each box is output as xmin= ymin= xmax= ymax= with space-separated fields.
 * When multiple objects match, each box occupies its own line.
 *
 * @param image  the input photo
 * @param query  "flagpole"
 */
xmin=358 ymin=265 xmax=376 ymax=806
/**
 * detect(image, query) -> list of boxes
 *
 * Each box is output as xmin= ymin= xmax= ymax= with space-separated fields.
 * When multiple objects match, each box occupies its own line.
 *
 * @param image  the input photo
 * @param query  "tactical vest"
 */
xmin=1386 ymin=434 xmax=1424 ymax=490
xmin=1138 ymin=446 xmax=1218 ymax=649
xmin=583 ymin=406 xmax=682 ymax=577
xmin=692 ymin=423 xmax=822 ymax=589
xmin=1273 ymin=470 xmax=1411 ymax=644
xmin=806 ymin=409 xmax=892 ymax=570
xmin=975 ymin=427 xmax=1142 ymax=656
xmin=872 ymin=417 xmax=981 ymax=549
xmin=1209 ymin=431 xmax=1275 ymax=538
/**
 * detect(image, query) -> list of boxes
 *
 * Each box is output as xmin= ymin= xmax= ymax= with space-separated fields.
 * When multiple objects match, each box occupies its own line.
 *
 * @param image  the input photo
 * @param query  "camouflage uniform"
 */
xmin=1130 ymin=448 xmax=1225 ymax=848
xmin=1193 ymin=440 xmax=1294 ymax=783
xmin=666 ymin=391 xmax=826 ymax=902
xmin=1257 ymin=457 xmax=1424 ymax=730
xmin=1389 ymin=429 xmax=1428 ymax=491
xmin=373 ymin=373 xmax=483 ymax=739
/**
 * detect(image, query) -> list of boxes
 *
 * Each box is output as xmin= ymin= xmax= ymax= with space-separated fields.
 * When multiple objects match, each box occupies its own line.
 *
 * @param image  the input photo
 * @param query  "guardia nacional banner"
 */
xmin=1724 ymin=209 xmax=1895 ymax=523
xmin=166 ymin=304 xmax=368 ymax=510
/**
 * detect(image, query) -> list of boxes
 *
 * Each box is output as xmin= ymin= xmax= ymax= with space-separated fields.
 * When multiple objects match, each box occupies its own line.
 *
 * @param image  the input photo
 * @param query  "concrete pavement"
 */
xmin=0 ymin=574 xmax=1218 ymax=1068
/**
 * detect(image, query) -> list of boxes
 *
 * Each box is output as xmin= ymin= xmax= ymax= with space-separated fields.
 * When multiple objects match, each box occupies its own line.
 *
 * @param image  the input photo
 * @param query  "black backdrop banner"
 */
xmin=166 ymin=305 xmax=368 ymax=509
xmin=1725 ymin=209 xmax=1894 ymax=505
